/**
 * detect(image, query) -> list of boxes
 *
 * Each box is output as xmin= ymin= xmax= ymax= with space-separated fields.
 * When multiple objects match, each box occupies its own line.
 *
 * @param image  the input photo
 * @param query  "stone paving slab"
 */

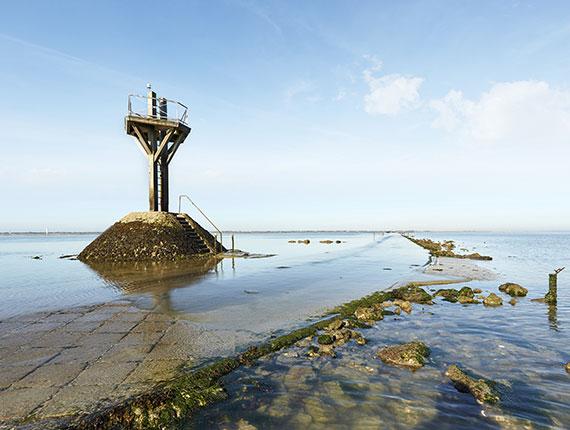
xmin=0 ymin=301 xmax=200 ymax=427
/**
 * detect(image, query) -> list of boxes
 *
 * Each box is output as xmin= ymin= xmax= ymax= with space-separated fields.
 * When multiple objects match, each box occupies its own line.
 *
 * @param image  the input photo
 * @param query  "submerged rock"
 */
xmin=458 ymin=296 xmax=479 ymax=304
xmin=499 ymin=282 xmax=528 ymax=297
xmin=319 ymin=240 xmax=334 ymax=244
xmin=392 ymin=285 xmax=432 ymax=304
xmin=483 ymin=293 xmax=503 ymax=307
xmin=473 ymin=288 xmax=483 ymax=294
xmin=565 ymin=362 xmax=570 ymax=373
xmin=377 ymin=341 xmax=430 ymax=370
xmin=445 ymin=364 xmax=500 ymax=404
xmin=508 ymin=298 xmax=517 ymax=306
xmin=297 ymin=239 xmax=310 ymax=244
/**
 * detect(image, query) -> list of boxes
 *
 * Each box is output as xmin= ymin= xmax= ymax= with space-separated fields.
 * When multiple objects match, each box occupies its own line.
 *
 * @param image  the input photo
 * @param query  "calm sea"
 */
xmin=1 ymin=231 xmax=569 ymax=428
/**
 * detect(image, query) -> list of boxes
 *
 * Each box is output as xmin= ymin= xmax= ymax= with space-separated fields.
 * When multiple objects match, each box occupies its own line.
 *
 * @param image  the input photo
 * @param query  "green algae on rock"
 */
xmin=376 ymin=341 xmax=430 ymax=370
xmin=391 ymin=284 xmax=433 ymax=304
xmin=483 ymin=293 xmax=503 ymax=307
xmin=403 ymin=235 xmax=492 ymax=260
xmin=499 ymin=282 xmax=528 ymax=297
xmin=445 ymin=364 xmax=500 ymax=404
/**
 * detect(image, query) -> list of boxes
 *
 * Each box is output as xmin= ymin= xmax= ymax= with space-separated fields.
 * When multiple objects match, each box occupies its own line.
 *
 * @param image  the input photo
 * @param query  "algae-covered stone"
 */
xmin=318 ymin=334 xmax=334 ymax=345
xmin=354 ymin=306 xmax=383 ymax=322
xmin=392 ymin=285 xmax=432 ymax=304
xmin=473 ymin=288 xmax=482 ymax=294
xmin=483 ymin=293 xmax=503 ymax=307
xmin=458 ymin=287 xmax=474 ymax=298
xmin=377 ymin=341 xmax=430 ymax=370
xmin=445 ymin=364 xmax=500 ymax=404
xmin=499 ymin=282 xmax=528 ymax=297
xmin=565 ymin=362 xmax=570 ymax=373
xmin=434 ymin=288 xmax=460 ymax=302
xmin=458 ymin=296 xmax=479 ymax=304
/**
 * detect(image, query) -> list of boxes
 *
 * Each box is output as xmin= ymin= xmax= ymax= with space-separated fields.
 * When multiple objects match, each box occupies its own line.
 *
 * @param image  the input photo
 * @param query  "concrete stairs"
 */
xmin=174 ymin=213 xmax=225 ymax=254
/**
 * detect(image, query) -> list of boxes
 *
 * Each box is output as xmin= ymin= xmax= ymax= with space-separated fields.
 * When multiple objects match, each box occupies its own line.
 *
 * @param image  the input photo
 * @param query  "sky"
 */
xmin=1 ymin=0 xmax=570 ymax=231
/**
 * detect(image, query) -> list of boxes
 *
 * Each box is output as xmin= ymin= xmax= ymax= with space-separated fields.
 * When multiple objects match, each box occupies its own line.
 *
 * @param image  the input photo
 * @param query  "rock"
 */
xmin=473 ymin=288 xmax=482 ymax=294
xmin=318 ymin=344 xmax=336 ymax=357
xmin=458 ymin=287 xmax=474 ymax=298
xmin=335 ymin=240 xmax=341 ymax=244
xmin=434 ymin=288 xmax=460 ymax=302
xmin=354 ymin=306 xmax=383 ymax=322
xmin=377 ymin=341 xmax=430 ymax=370
xmin=392 ymin=285 xmax=432 ymax=304
xmin=326 ymin=319 xmax=345 ymax=331
xmin=394 ymin=299 xmax=412 ymax=314
xmin=317 ymin=334 xmax=334 ymax=345
xmin=31 ymin=255 xmax=42 ymax=260
xmin=236 ymin=419 xmax=257 ymax=430
xmin=458 ymin=296 xmax=479 ymax=304
xmin=287 ymin=240 xmax=296 ymax=243
xmin=352 ymin=332 xmax=367 ymax=345
xmin=483 ymin=293 xmax=503 ymax=307
xmin=445 ymin=364 xmax=500 ymax=404
xmin=499 ymin=282 xmax=528 ymax=297
xmin=319 ymin=240 xmax=334 ymax=244
xmin=565 ymin=362 xmax=570 ymax=373
xmin=393 ymin=307 xmax=401 ymax=315
xmin=295 ymin=336 xmax=313 ymax=348
xmin=297 ymin=239 xmax=310 ymax=244
xmin=382 ymin=300 xmax=393 ymax=308
xmin=508 ymin=298 xmax=517 ymax=306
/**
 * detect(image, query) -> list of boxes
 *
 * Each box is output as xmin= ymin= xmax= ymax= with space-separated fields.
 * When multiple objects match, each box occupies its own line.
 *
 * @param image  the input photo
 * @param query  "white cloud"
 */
xmin=363 ymin=72 xmax=424 ymax=115
xmin=430 ymin=80 xmax=570 ymax=145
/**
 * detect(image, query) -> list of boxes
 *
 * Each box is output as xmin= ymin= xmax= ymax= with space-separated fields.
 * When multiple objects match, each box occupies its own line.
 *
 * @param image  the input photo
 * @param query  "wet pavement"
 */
xmin=0 ymin=301 xmax=200 ymax=426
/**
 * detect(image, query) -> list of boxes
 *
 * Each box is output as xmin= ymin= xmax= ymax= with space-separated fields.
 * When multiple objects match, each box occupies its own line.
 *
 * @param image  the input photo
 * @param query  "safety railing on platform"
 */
xmin=127 ymin=94 xmax=189 ymax=124
xmin=178 ymin=194 xmax=223 ymax=253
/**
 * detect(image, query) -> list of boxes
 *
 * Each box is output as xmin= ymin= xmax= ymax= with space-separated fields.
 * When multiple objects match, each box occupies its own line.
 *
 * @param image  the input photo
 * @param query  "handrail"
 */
xmin=178 ymin=194 xmax=223 ymax=253
xmin=127 ymin=94 xmax=189 ymax=124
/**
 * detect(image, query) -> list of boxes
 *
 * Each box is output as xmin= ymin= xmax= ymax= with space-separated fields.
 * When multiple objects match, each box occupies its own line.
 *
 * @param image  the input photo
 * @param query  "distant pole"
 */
xmin=231 ymin=234 xmax=235 ymax=252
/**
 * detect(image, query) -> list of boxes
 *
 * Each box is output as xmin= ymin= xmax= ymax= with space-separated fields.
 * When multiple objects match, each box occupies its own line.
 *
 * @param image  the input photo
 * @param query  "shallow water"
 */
xmin=187 ymin=232 xmax=570 ymax=429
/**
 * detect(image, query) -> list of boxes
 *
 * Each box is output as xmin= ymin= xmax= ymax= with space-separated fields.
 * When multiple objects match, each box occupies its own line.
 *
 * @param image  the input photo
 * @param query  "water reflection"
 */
xmin=548 ymin=303 xmax=558 ymax=331
xmin=84 ymin=257 xmax=221 ymax=313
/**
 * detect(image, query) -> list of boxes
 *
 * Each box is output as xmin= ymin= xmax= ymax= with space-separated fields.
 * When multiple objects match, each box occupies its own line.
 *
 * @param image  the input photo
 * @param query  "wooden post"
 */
xmin=159 ymin=97 xmax=169 ymax=212
xmin=231 ymin=234 xmax=235 ymax=252
xmin=545 ymin=267 xmax=564 ymax=305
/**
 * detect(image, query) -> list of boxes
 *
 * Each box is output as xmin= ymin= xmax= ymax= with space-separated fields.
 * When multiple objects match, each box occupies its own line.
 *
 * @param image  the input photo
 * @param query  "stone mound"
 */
xmin=78 ymin=212 xmax=217 ymax=263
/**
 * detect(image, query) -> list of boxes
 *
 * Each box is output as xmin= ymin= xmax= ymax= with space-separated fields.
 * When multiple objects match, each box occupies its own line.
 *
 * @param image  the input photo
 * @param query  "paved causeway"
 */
xmin=0 ymin=301 xmax=203 ymax=428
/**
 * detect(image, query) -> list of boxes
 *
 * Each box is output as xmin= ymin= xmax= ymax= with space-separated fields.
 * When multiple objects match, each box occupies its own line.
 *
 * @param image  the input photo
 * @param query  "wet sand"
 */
xmin=424 ymin=256 xmax=497 ymax=281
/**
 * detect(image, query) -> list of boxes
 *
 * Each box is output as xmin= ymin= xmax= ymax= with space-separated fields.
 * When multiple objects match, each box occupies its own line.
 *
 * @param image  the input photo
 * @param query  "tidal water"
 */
xmin=186 ymin=232 xmax=570 ymax=430
xmin=1 ymin=232 xmax=569 ymax=428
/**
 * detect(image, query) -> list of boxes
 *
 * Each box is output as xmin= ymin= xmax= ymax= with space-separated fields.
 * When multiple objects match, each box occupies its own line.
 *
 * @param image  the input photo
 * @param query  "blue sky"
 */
xmin=1 ymin=0 xmax=570 ymax=231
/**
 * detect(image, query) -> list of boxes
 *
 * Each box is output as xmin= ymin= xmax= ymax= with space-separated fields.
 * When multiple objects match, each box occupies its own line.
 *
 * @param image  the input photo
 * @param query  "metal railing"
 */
xmin=178 ymin=194 xmax=223 ymax=252
xmin=127 ymin=94 xmax=189 ymax=124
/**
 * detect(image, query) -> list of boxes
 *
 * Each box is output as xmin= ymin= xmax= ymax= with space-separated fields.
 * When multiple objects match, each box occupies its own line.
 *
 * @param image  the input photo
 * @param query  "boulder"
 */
xmin=319 ymin=240 xmax=334 ymax=244
xmin=445 ymin=364 xmax=500 ymax=404
xmin=483 ymin=293 xmax=503 ymax=307
xmin=499 ymin=282 xmax=528 ymax=297
xmin=376 ymin=341 xmax=430 ymax=370
xmin=392 ymin=285 xmax=432 ymax=304
xmin=566 ymin=362 xmax=570 ymax=373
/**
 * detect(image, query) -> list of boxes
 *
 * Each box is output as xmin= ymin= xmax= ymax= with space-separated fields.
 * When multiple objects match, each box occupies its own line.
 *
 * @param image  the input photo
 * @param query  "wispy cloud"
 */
xmin=232 ymin=0 xmax=282 ymax=34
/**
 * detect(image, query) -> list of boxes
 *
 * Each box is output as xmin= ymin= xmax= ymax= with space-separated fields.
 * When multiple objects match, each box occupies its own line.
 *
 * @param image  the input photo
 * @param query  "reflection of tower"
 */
xmin=125 ymin=85 xmax=191 ymax=211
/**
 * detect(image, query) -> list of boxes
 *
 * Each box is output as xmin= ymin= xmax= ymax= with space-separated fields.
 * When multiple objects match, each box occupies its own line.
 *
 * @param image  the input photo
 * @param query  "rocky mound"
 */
xmin=78 ymin=212 xmax=212 ymax=263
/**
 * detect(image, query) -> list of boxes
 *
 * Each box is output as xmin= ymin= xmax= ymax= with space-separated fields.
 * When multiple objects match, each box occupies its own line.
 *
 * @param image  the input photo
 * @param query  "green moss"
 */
xmin=318 ymin=334 xmax=334 ymax=345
